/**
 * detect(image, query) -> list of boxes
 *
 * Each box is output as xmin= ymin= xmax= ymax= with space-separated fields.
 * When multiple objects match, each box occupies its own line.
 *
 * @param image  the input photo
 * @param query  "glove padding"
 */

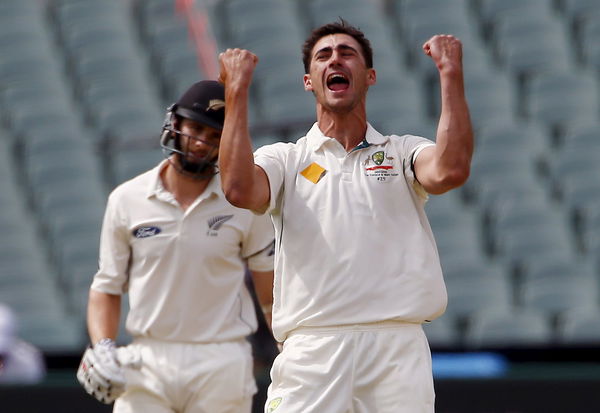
xmin=77 ymin=339 xmax=126 ymax=404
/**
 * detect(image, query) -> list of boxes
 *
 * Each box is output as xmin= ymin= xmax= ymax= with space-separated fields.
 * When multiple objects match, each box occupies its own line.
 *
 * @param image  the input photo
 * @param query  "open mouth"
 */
xmin=326 ymin=72 xmax=350 ymax=91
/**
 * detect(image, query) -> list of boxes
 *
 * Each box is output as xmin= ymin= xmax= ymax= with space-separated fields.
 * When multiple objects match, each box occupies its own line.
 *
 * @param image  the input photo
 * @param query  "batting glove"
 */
xmin=77 ymin=338 xmax=126 ymax=404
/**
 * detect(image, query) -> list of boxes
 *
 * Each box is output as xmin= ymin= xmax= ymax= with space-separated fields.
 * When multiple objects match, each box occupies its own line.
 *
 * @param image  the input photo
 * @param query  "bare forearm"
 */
xmin=218 ymin=48 xmax=270 ymax=211
xmin=87 ymin=289 xmax=121 ymax=345
xmin=251 ymin=270 xmax=274 ymax=331
xmin=219 ymin=85 xmax=258 ymax=204
xmin=417 ymin=35 xmax=473 ymax=194
xmin=435 ymin=68 xmax=473 ymax=180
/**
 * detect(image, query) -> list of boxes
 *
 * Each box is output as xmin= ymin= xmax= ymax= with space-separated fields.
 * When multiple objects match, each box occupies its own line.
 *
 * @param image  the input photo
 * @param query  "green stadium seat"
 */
xmin=520 ymin=255 xmax=597 ymax=286
xmin=560 ymin=0 xmax=600 ymax=22
xmin=557 ymin=308 xmax=600 ymax=345
xmin=462 ymin=142 xmax=540 ymax=203
xmin=525 ymin=69 xmax=599 ymax=131
xmin=560 ymin=121 xmax=600 ymax=150
xmin=111 ymin=148 xmax=164 ymax=186
xmin=457 ymin=69 xmax=518 ymax=128
xmin=493 ymin=14 xmax=573 ymax=77
xmin=478 ymin=0 xmax=557 ymax=26
xmin=519 ymin=275 xmax=598 ymax=318
xmin=465 ymin=309 xmax=553 ymax=348
xmin=445 ymin=273 xmax=513 ymax=321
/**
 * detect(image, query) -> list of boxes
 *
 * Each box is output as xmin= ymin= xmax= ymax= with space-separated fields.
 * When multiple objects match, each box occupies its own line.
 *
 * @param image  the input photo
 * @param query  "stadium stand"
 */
xmin=464 ymin=308 xmax=555 ymax=349
xmin=422 ymin=313 xmax=461 ymax=348
xmin=524 ymin=69 xmax=600 ymax=134
xmin=557 ymin=307 xmax=600 ymax=345
xmin=0 ymin=0 xmax=599 ymax=359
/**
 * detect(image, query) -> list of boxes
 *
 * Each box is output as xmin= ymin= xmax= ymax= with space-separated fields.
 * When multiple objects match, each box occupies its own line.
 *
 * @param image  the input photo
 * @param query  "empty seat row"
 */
xmin=425 ymin=306 xmax=600 ymax=349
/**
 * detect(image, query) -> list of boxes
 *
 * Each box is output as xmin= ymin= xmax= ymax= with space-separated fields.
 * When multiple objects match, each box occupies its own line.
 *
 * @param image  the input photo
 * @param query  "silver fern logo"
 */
xmin=207 ymin=214 xmax=233 ymax=236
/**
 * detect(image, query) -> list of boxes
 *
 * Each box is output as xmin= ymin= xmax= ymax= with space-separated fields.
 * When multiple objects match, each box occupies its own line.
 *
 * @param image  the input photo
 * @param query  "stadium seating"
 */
xmin=462 ymin=139 xmax=541 ymax=205
xmin=492 ymin=11 xmax=573 ymax=79
xmin=399 ymin=0 xmax=492 ymax=79
xmin=557 ymin=308 xmax=600 ymax=345
xmin=0 ymin=0 xmax=599 ymax=353
xmin=519 ymin=275 xmax=599 ymax=318
xmin=422 ymin=313 xmax=461 ymax=348
xmin=560 ymin=121 xmax=600 ymax=150
xmin=524 ymin=69 xmax=600 ymax=132
xmin=464 ymin=309 xmax=554 ymax=348
xmin=444 ymin=270 xmax=513 ymax=322
xmin=477 ymin=0 xmax=556 ymax=26
xmin=111 ymin=147 xmax=164 ymax=186
xmin=454 ymin=69 xmax=518 ymax=129
xmin=560 ymin=0 xmax=600 ymax=23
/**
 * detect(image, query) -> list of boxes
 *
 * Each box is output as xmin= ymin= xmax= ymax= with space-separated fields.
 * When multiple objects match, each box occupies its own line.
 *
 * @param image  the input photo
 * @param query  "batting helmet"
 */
xmin=160 ymin=80 xmax=225 ymax=179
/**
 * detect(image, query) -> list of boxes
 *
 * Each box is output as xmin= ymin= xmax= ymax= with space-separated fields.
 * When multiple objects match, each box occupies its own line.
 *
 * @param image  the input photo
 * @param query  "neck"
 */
xmin=161 ymin=162 xmax=211 ymax=210
xmin=316 ymin=106 xmax=368 ymax=152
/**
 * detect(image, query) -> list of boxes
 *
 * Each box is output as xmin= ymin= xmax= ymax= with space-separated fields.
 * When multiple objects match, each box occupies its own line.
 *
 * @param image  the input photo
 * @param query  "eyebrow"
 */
xmin=314 ymin=44 xmax=359 ymax=57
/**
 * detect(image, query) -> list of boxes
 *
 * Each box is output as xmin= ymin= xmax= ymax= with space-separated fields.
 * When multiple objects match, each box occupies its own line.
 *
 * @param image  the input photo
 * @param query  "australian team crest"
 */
xmin=363 ymin=150 xmax=398 ymax=182
xmin=372 ymin=150 xmax=385 ymax=165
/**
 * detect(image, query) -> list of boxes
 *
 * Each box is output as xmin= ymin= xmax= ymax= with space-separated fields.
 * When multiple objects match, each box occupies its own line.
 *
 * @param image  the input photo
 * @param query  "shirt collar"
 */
xmin=146 ymin=159 xmax=169 ymax=199
xmin=146 ymin=159 xmax=222 ymax=201
xmin=305 ymin=121 xmax=390 ymax=152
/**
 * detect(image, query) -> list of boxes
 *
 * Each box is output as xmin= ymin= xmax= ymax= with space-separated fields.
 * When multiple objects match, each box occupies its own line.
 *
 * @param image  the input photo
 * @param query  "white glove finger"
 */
xmin=82 ymin=348 xmax=113 ymax=388
xmin=81 ymin=369 xmax=124 ymax=404
xmin=78 ymin=363 xmax=111 ymax=402
xmin=77 ymin=345 xmax=125 ymax=404
xmin=92 ymin=362 xmax=126 ymax=388
xmin=93 ymin=343 xmax=126 ymax=387
xmin=78 ymin=349 xmax=108 ymax=388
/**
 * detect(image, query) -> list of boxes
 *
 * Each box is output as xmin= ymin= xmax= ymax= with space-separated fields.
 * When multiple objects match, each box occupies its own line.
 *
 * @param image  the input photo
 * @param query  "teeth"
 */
xmin=327 ymin=73 xmax=347 ymax=82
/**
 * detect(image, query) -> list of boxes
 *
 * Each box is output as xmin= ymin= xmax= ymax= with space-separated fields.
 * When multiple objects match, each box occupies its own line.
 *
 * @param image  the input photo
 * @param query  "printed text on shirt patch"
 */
xmin=300 ymin=162 xmax=327 ymax=184
xmin=132 ymin=226 xmax=161 ymax=238
xmin=363 ymin=150 xmax=398 ymax=182
xmin=207 ymin=214 xmax=233 ymax=236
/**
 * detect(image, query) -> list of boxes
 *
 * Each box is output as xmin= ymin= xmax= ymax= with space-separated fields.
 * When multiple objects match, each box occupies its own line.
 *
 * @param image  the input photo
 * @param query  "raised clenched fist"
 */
xmin=422 ymin=35 xmax=463 ymax=73
xmin=218 ymin=48 xmax=259 ymax=90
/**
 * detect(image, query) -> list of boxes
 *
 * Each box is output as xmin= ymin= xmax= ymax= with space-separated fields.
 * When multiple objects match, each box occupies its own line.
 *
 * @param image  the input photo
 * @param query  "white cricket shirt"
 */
xmin=91 ymin=161 xmax=275 ymax=343
xmin=254 ymin=123 xmax=447 ymax=342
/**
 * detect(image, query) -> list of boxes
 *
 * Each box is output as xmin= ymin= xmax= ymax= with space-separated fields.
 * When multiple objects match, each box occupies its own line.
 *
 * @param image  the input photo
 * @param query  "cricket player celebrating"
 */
xmin=77 ymin=80 xmax=275 ymax=413
xmin=217 ymin=20 xmax=473 ymax=413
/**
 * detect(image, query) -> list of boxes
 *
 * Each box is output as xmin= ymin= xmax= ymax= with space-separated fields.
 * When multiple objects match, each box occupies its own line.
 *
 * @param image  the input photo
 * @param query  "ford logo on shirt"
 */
xmin=132 ymin=226 xmax=161 ymax=238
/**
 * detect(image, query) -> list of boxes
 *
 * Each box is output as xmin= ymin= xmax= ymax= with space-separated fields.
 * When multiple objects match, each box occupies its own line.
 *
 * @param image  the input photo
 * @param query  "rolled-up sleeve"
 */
xmin=399 ymin=135 xmax=435 ymax=200
xmin=253 ymin=142 xmax=289 ymax=215
xmin=243 ymin=212 xmax=275 ymax=272
xmin=90 ymin=191 xmax=130 ymax=295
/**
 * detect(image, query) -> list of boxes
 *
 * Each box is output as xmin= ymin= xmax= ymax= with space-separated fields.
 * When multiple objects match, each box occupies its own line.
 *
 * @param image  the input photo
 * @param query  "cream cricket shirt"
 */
xmin=91 ymin=161 xmax=274 ymax=343
xmin=254 ymin=123 xmax=447 ymax=342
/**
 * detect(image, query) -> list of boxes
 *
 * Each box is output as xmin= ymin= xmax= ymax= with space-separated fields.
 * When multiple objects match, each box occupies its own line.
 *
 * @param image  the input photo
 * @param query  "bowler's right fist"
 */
xmin=218 ymin=48 xmax=258 ymax=89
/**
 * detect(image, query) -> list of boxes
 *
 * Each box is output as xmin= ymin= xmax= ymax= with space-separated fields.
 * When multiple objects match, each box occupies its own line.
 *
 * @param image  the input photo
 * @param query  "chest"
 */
xmin=126 ymin=199 xmax=247 ymax=259
xmin=289 ymin=146 xmax=408 ymax=210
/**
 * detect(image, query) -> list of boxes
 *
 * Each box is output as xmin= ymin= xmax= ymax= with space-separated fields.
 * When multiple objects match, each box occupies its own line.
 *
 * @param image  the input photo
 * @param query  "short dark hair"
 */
xmin=302 ymin=19 xmax=373 ymax=74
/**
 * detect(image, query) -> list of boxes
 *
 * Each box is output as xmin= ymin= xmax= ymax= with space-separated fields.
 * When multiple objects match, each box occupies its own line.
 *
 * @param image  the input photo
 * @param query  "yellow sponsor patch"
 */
xmin=300 ymin=162 xmax=326 ymax=184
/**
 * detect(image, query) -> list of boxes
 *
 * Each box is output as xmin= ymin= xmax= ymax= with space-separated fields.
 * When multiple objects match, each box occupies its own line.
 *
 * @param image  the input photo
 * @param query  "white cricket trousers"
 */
xmin=265 ymin=321 xmax=435 ymax=413
xmin=114 ymin=337 xmax=256 ymax=413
